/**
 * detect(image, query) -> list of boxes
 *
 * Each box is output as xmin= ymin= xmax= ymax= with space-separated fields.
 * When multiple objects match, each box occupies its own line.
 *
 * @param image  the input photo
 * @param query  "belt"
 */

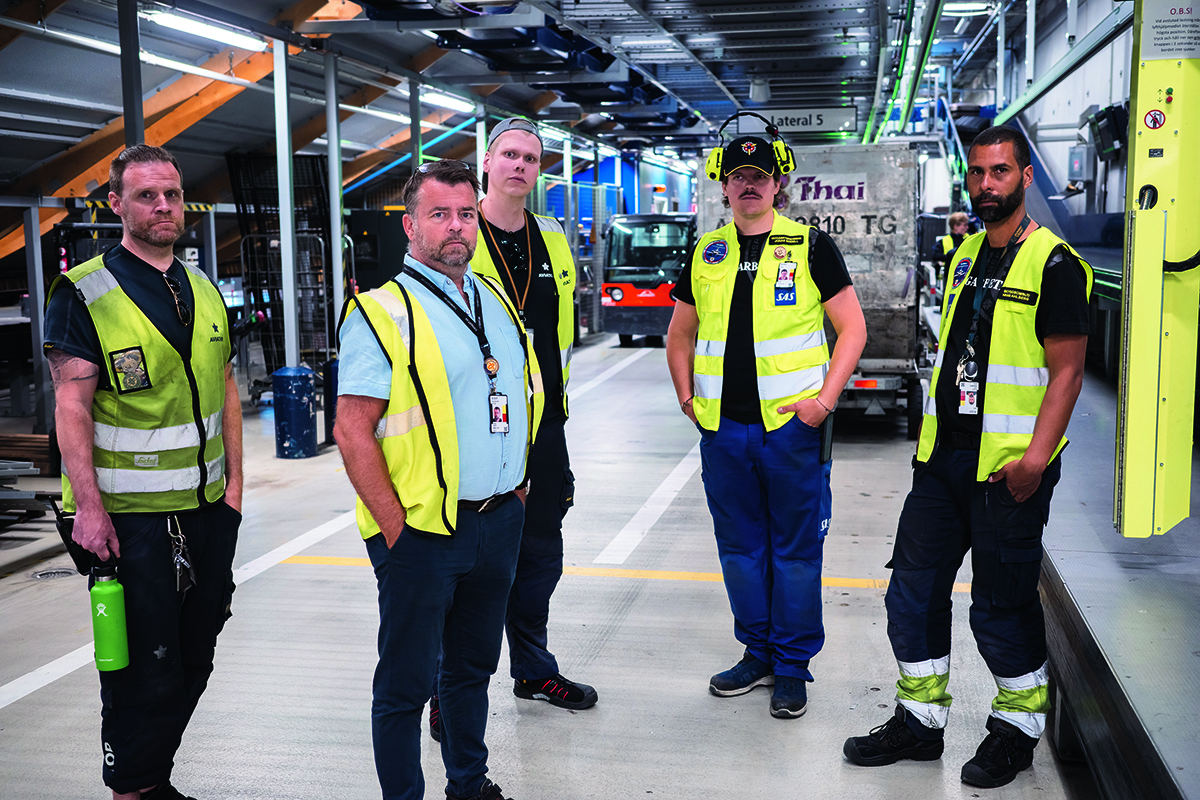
xmin=458 ymin=491 xmax=513 ymax=514
xmin=943 ymin=431 xmax=981 ymax=451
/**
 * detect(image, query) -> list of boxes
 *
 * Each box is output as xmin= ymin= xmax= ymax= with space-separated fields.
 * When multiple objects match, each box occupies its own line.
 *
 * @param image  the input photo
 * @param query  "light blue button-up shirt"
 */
xmin=338 ymin=254 xmax=530 ymax=501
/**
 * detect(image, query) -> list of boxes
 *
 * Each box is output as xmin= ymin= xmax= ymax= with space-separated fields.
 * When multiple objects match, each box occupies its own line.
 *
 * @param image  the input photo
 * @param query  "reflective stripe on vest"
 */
xmin=916 ymin=228 xmax=1093 ymax=479
xmin=97 ymin=456 xmax=224 ymax=496
xmin=93 ymin=410 xmax=222 ymax=454
xmin=375 ymin=405 xmax=426 ymax=439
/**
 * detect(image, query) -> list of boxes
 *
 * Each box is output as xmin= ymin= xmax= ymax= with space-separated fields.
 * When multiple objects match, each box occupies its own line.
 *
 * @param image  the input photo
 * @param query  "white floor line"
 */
xmin=593 ymin=442 xmax=702 ymax=565
xmin=569 ymin=347 xmax=653 ymax=399
xmin=0 ymin=510 xmax=357 ymax=711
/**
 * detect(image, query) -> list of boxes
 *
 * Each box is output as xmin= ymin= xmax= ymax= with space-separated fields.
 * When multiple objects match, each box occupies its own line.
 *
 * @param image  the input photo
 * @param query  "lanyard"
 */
xmin=964 ymin=214 xmax=1031 ymax=353
xmin=480 ymin=208 xmax=533 ymax=316
xmin=401 ymin=266 xmax=500 ymax=379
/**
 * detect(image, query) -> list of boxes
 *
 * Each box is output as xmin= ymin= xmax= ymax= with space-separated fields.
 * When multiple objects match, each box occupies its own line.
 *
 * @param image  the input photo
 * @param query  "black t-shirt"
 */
xmin=934 ymin=238 xmax=1091 ymax=437
xmin=43 ymin=244 xmax=234 ymax=392
xmin=673 ymin=227 xmax=853 ymax=425
xmin=479 ymin=213 xmax=565 ymax=421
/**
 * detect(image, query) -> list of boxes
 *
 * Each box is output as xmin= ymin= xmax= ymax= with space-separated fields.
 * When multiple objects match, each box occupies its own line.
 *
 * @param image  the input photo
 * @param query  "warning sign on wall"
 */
xmin=1142 ymin=0 xmax=1200 ymax=59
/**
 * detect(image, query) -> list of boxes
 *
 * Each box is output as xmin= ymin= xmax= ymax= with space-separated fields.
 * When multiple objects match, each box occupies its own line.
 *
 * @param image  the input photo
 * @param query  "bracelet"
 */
xmin=815 ymin=397 xmax=833 ymax=413
xmin=680 ymin=396 xmax=694 ymax=413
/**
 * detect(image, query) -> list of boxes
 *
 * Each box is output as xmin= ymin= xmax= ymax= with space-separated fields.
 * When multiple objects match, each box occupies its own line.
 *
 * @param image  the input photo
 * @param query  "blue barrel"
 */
xmin=272 ymin=366 xmax=317 ymax=459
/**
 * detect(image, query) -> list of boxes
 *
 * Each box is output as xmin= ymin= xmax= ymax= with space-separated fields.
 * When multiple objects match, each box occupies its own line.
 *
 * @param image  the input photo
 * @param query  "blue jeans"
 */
xmin=699 ymin=415 xmax=831 ymax=681
xmin=365 ymin=494 xmax=523 ymax=800
xmin=96 ymin=500 xmax=241 ymax=794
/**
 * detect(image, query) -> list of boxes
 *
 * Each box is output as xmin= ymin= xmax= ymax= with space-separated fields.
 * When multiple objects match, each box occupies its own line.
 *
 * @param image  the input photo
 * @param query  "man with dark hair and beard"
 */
xmin=666 ymin=130 xmax=866 ymax=719
xmin=335 ymin=159 xmax=540 ymax=800
xmin=843 ymin=125 xmax=1092 ymax=790
xmin=43 ymin=144 xmax=243 ymax=800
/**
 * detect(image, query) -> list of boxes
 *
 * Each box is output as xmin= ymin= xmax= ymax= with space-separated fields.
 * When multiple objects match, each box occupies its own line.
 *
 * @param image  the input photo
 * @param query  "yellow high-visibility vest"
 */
xmin=473 ymin=213 xmax=575 ymax=417
xmin=690 ymin=214 xmax=829 ymax=433
xmin=343 ymin=275 xmax=544 ymax=538
xmin=917 ymin=228 xmax=1094 ymax=478
xmin=49 ymin=255 xmax=230 ymax=513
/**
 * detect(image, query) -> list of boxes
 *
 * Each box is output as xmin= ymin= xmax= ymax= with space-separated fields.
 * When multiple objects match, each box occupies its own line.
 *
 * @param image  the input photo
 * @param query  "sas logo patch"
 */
xmin=952 ymin=257 xmax=972 ymax=289
xmin=703 ymin=240 xmax=729 ymax=264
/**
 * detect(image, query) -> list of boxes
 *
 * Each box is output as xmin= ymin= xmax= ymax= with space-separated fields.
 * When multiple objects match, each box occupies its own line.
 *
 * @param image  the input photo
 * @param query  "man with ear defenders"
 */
xmin=666 ymin=125 xmax=867 ymax=718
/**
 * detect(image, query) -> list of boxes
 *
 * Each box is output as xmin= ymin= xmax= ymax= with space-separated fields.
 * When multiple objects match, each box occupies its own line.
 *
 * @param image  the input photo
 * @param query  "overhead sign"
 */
xmin=737 ymin=108 xmax=858 ymax=135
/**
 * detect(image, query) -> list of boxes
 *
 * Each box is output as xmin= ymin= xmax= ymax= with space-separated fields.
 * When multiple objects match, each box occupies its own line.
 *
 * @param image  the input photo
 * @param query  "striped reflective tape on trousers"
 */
xmin=757 ymin=362 xmax=828 ymax=401
xmin=374 ymin=405 xmax=425 ymax=439
xmin=753 ymin=329 xmax=827 ymax=359
xmin=696 ymin=338 xmax=725 ymax=359
xmin=897 ymin=656 xmax=951 ymax=678
xmin=992 ymin=709 xmax=1046 ymax=739
xmin=74 ymin=269 xmax=120 ymax=305
xmin=982 ymin=413 xmax=1037 ymax=435
xmin=897 ymin=698 xmax=951 ymax=730
xmin=992 ymin=662 xmax=1049 ymax=692
xmin=96 ymin=456 xmax=224 ymax=495
xmin=694 ymin=372 xmax=723 ymax=400
xmin=93 ymin=411 xmax=223 ymax=453
xmin=986 ymin=364 xmax=1049 ymax=387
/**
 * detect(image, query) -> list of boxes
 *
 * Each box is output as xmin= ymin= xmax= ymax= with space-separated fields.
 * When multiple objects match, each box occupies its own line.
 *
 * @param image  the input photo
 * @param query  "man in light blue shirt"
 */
xmin=334 ymin=160 xmax=537 ymax=800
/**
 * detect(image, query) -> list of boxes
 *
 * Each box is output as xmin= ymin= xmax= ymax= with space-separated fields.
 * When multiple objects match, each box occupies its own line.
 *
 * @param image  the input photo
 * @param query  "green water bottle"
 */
xmin=91 ymin=563 xmax=129 ymax=671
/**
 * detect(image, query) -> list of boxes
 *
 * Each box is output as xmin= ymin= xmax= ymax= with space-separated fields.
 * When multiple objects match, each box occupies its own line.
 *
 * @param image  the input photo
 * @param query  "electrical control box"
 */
xmin=1067 ymin=145 xmax=1094 ymax=182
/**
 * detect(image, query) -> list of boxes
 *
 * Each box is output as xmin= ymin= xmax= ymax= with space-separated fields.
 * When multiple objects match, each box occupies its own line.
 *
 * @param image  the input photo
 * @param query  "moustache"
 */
xmin=740 ymin=190 xmax=762 ymax=199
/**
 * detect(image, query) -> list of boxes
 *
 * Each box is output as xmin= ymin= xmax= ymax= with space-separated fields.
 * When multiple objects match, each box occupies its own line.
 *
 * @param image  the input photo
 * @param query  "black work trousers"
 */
xmin=94 ymin=500 xmax=240 ymax=794
xmin=504 ymin=415 xmax=575 ymax=681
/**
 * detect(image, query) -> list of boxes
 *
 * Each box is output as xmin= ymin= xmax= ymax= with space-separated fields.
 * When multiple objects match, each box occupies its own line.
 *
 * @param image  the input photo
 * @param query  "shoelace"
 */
xmin=869 ymin=715 xmax=910 ymax=745
xmin=977 ymin=729 xmax=1022 ymax=764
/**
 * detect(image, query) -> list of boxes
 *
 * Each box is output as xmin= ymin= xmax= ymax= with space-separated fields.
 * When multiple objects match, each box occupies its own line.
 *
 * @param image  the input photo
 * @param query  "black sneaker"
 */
xmin=843 ymin=705 xmax=945 ymax=766
xmin=429 ymin=694 xmax=441 ymax=742
xmin=960 ymin=716 xmax=1036 ymax=788
xmin=709 ymin=651 xmax=774 ymax=697
xmin=513 ymin=673 xmax=598 ymax=710
xmin=447 ymin=778 xmax=513 ymax=800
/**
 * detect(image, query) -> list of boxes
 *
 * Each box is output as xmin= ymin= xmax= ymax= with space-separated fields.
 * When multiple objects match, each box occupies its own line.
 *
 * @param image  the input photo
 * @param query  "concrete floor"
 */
xmin=0 ymin=334 xmax=1097 ymax=799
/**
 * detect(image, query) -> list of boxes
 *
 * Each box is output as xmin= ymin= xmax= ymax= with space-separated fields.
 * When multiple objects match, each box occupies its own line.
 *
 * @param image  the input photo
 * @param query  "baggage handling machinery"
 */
xmin=697 ymin=141 xmax=932 ymax=438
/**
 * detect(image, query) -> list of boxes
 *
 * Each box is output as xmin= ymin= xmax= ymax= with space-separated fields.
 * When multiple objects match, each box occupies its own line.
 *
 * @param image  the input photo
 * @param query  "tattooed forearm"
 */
xmin=47 ymin=350 xmax=101 ymax=386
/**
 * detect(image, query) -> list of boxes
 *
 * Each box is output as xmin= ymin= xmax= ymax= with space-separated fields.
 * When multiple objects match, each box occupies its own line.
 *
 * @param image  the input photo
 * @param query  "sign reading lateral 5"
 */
xmin=737 ymin=108 xmax=858 ymax=135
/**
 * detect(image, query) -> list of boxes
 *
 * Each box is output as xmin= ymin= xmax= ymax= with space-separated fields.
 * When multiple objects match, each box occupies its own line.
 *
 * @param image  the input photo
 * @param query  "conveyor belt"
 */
xmin=1042 ymin=371 xmax=1200 ymax=800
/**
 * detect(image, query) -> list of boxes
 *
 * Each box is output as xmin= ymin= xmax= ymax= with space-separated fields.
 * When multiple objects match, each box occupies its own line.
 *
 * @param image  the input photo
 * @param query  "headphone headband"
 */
xmin=705 ymin=112 xmax=795 ymax=180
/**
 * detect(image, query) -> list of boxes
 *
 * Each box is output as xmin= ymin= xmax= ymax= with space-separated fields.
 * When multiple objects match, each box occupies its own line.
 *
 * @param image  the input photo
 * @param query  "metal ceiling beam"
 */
xmin=994 ymin=3 xmax=1133 ymax=125
xmin=0 ymin=110 xmax=105 ymax=130
xmin=116 ymin=0 xmax=144 ymax=147
xmin=446 ymin=64 xmax=630 ymax=85
xmin=0 ymin=86 xmax=123 ymax=115
xmin=296 ymin=7 xmax=544 ymax=33
xmin=592 ymin=15 xmax=876 ymax=35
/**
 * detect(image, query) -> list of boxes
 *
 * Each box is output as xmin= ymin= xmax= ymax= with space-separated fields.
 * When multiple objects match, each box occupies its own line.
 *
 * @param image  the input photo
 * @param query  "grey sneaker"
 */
xmin=709 ymin=651 xmax=774 ymax=696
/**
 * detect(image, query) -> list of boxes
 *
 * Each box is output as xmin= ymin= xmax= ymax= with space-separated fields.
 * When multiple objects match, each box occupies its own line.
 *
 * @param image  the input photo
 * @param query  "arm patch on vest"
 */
xmin=998 ymin=287 xmax=1038 ymax=306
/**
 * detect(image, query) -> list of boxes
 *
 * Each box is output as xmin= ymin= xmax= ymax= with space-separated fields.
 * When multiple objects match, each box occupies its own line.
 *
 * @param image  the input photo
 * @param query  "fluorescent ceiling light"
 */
xmin=345 ymin=105 xmax=411 ymax=125
xmin=140 ymin=10 xmax=266 ymax=51
xmin=541 ymin=127 xmax=570 ymax=142
xmin=420 ymin=91 xmax=475 ymax=114
xmin=599 ymin=145 xmax=620 ymax=158
xmin=618 ymin=36 xmax=674 ymax=47
xmin=943 ymin=2 xmax=992 ymax=15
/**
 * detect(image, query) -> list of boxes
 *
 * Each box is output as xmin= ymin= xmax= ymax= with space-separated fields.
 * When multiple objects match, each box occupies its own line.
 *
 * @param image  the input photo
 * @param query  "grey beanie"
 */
xmin=487 ymin=117 xmax=543 ymax=153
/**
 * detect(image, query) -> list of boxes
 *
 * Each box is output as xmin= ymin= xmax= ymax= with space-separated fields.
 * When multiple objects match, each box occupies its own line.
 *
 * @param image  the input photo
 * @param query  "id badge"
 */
xmin=489 ymin=392 xmax=510 ymax=434
xmin=959 ymin=380 xmax=979 ymax=415
xmin=775 ymin=262 xmax=796 ymax=287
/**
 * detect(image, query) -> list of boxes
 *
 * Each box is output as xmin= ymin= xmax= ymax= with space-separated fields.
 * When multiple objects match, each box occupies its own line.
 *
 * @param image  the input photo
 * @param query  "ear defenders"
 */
xmin=704 ymin=111 xmax=795 ymax=179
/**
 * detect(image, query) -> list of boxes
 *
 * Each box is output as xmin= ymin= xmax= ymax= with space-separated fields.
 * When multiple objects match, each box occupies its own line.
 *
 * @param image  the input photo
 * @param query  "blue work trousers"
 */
xmin=365 ymin=495 xmax=522 ymax=800
xmin=885 ymin=446 xmax=1061 ymax=680
xmin=97 ymin=501 xmax=241 ymax=794
xmin=699 ymin=415 xmax=831 ymax=681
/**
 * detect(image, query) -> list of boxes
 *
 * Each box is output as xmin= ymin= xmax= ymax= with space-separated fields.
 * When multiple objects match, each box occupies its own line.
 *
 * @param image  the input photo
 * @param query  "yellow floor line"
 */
xmin=280 ymin=556 xmax=970 ymax=592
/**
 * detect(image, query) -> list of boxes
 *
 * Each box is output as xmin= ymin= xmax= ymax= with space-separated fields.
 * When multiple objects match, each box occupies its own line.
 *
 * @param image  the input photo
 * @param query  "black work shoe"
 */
xmin=769 ymin=675 xmax=808 ymax=718
xmin=709 ymin=651 xmax=774 ymax=697
xmin=843 ymin=705 xmax=945 ymax=766
xmin=447 ymin=778 xmax=513 ymax=800
xmin=141 ymin=784 xmax=197 ymax=800
xmin=429 ymin=694 xmax=441 ymax=742
xmin=960 ymin=716 xmax=1036 ymax=788
xmin=514 ymin=673 xmax=598 ymax=710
